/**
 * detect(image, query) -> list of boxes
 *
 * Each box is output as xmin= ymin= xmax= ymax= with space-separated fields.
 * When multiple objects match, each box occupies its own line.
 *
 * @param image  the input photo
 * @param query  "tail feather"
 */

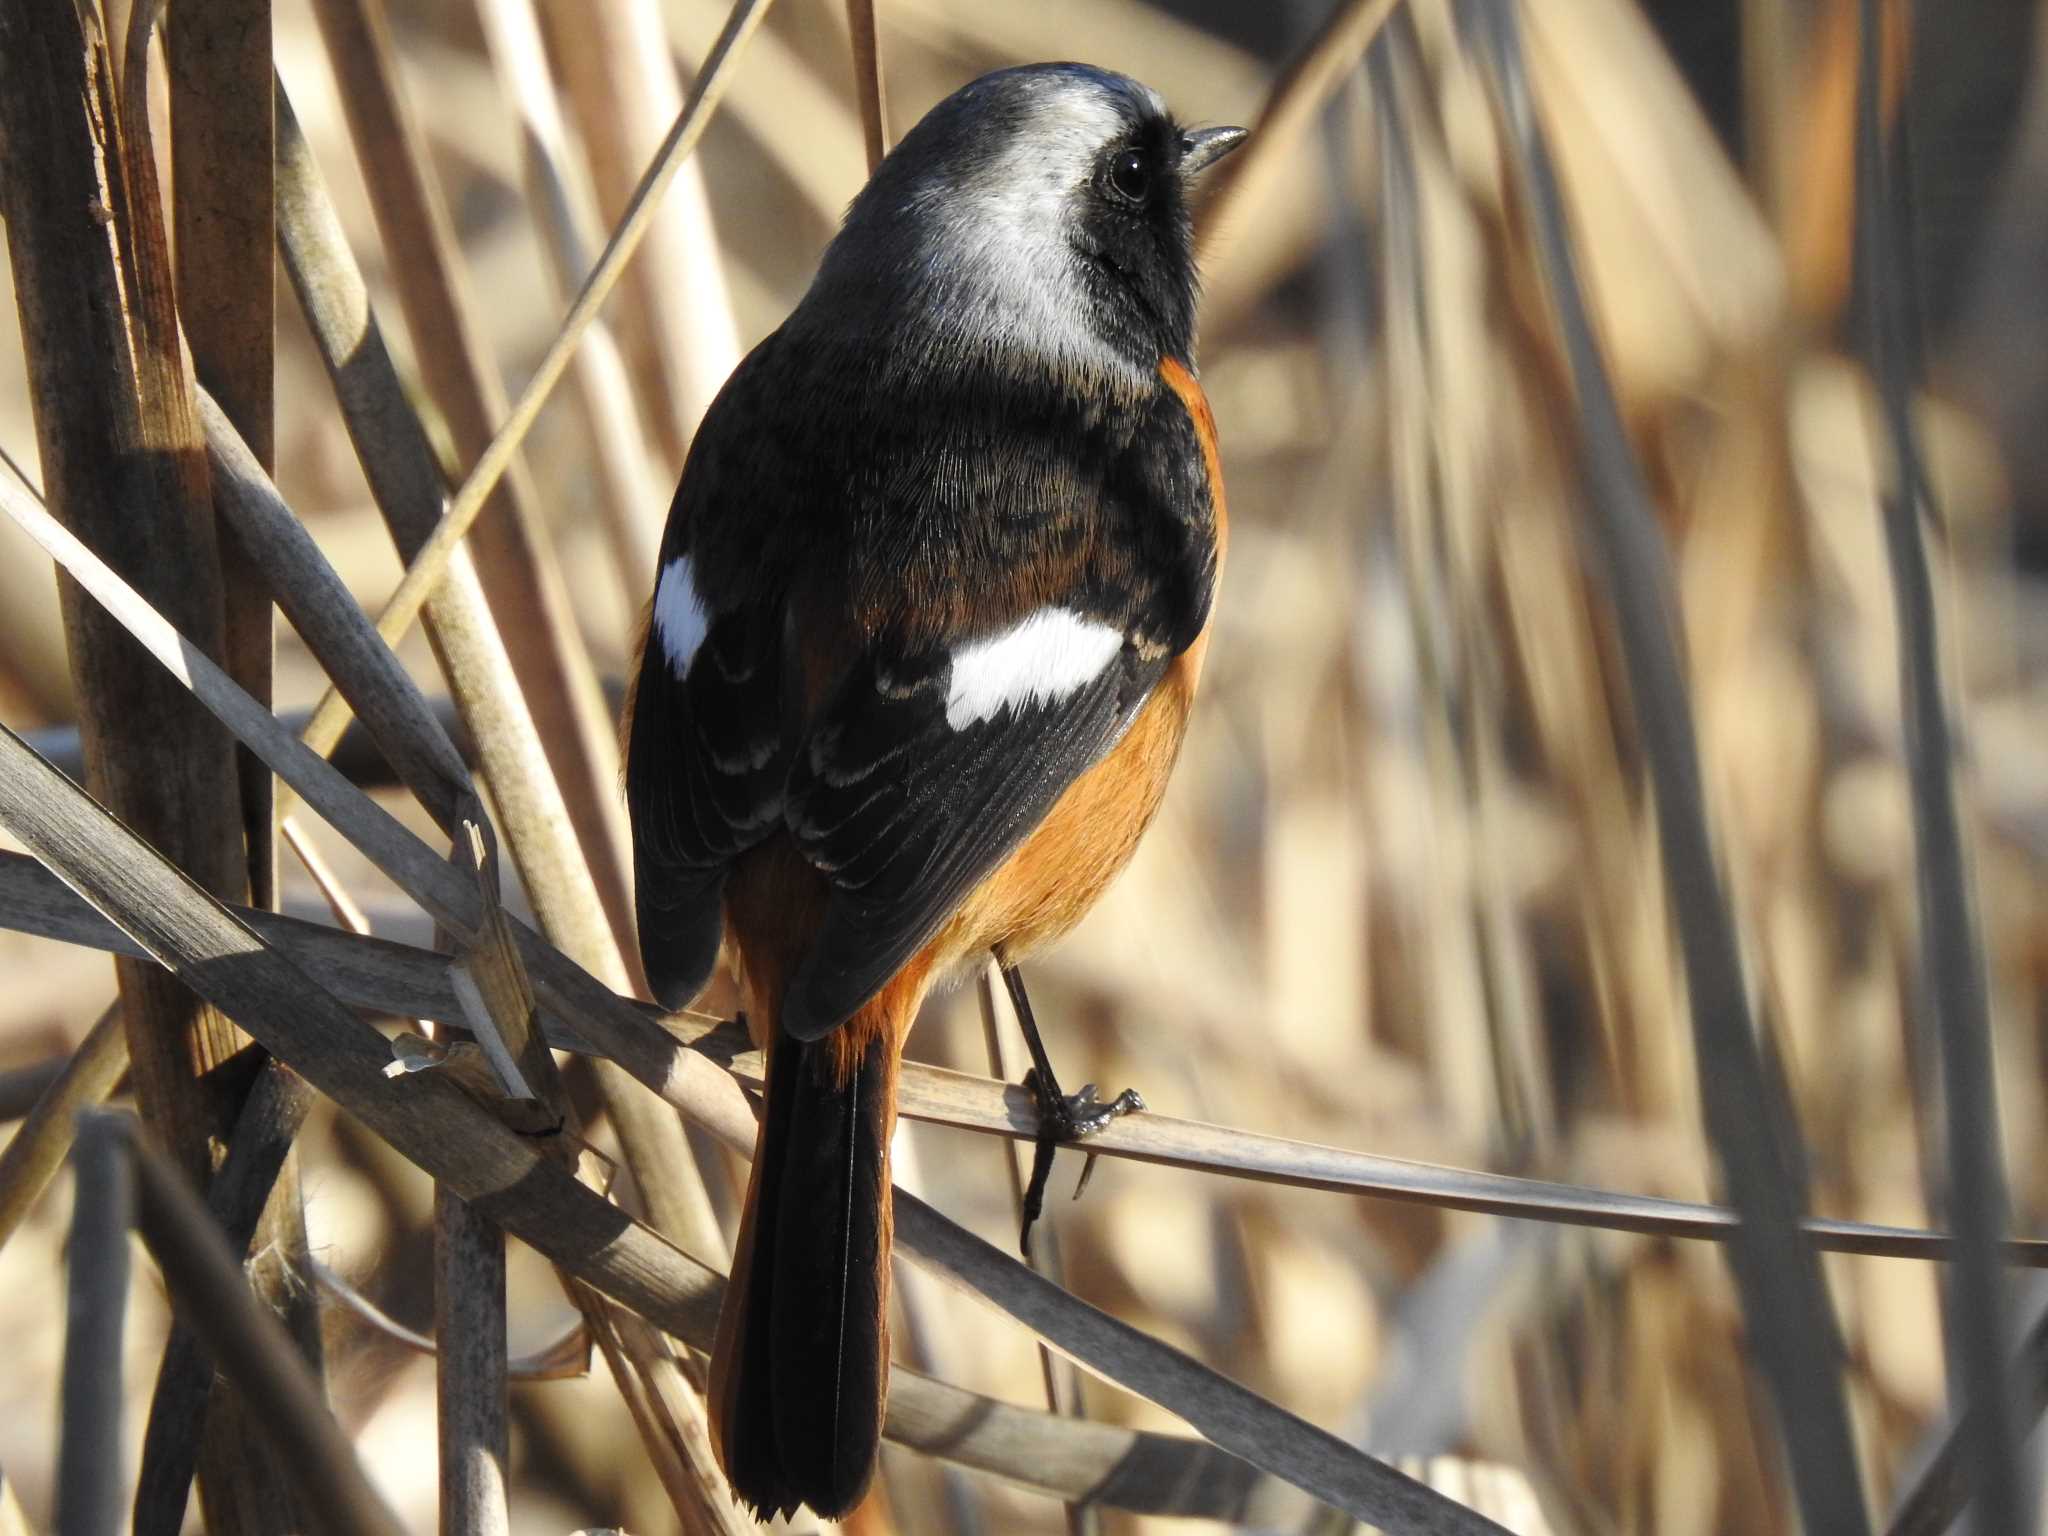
xmin=708 ymin=1026 xmax=804 ymax=1519
xmin=711 ymin=1024 xmax=896 ymax=1520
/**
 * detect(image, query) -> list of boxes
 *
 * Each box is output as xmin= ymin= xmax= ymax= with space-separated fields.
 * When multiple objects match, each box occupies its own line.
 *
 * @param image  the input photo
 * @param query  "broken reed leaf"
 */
xmin=446 ymin=822 xmax=560 ymax=1129
xmin=310 ymin=1257 xmax=593 ymax=1381
xmin=3 ymin=847 xmax=2043 ymax=1271
xmin=0 ymin=732 xmax=1481 ymax=1529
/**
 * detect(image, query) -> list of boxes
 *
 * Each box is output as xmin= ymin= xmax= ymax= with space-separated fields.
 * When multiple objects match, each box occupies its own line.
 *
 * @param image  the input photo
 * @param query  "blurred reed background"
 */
xmin=1 ymin=0 xmax=2045 ymax=1533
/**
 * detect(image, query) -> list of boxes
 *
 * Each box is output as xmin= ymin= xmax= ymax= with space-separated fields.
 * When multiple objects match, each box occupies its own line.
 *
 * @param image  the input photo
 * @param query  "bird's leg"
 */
xmin=999 ymin=959 xmax=1144 ymax=1257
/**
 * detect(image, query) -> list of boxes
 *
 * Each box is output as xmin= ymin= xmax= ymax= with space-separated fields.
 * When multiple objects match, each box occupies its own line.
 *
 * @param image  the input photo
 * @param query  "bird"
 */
xmin=623 ymin=61 xmax=1243 ymax=1521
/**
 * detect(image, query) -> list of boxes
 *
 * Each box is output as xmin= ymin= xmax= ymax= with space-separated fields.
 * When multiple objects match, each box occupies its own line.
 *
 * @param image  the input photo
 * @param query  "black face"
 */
xmin=1069 ymin=112 xmax=1201 ymax=368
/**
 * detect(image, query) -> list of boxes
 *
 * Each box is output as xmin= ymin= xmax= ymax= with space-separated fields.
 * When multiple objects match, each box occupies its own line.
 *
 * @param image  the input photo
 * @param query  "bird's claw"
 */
xmin=1017 ymin=1070 xmax=1145 ymax=1258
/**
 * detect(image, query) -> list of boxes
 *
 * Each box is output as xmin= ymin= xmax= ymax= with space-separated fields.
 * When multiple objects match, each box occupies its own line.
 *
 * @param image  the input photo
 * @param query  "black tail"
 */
xmin=710 ymin=1025 xmax=895 ymax=1520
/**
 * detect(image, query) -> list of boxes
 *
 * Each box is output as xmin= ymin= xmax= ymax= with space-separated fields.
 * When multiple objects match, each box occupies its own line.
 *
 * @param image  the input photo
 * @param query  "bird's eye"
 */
xmin=1107 ymin=148 xmax=1151 ymax=203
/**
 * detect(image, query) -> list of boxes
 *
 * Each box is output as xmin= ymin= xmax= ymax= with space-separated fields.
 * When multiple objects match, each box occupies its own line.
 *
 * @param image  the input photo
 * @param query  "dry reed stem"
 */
xmin=975 ymin=968 xmax=1096 ymax=1536
xmin=307 ymin=0 xmax=637 ymax=964
xmin=0 ymin=0 xmax=244 ymax=1196
xmin=201 ymin=391 xmax=479 ymax=837
xmin=846 ymin=0 xmax=890 ymax=172
xmin=1 ymin=6 xmax=322 ymax=1525
xmin=541 ymin=0 xmax=742 ymax=463
xmin=134 ymin=1060 xmax=322 ymax=1536
xmin=435 ymin=1187 xmax=512 ymax=1536
xmin=270 ymin=86 xmax=729 ymax=1267
xmin=294 ymin=0 xmax=776 ymax=753
xmin=1884 ymin=1300 xmax=2048 ymax=1536
xmin=1196 ymin=0 xmax=1403 ymax=264
xmin=167 ymin=0 xmax=277 ymax=918
xmin=1853 ymin=0 xmax=2020 ymax=1522
xmin=56 ymin=1112 xmax=131 ymax=1536
xmin=475 ymin=0 xmax=667 ymax=600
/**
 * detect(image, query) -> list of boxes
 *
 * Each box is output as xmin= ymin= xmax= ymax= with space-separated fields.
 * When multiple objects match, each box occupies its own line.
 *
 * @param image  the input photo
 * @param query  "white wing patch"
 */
xmin=652 ymin=556 xmax=711 ymax=676
xmin=945 ymin=608 xmax=1122 ymax=730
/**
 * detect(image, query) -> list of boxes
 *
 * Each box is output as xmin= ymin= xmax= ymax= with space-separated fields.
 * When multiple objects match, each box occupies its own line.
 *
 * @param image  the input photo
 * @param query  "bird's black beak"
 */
xmin=1179 ymin=126 xmax=1248 ymax=176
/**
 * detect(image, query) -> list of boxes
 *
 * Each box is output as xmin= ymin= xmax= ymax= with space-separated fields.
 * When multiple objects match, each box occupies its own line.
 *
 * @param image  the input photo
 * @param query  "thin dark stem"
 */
xmin=1853 ymin=0 xmax=2019 ymax=1526
xmin=1469 ymin=4 xmax=1869 ymax=1529
xmin=57 ymin=1112 xmax=133 ymax=1536
xmin=134 ymin=1061 xmax=320 ymax=1536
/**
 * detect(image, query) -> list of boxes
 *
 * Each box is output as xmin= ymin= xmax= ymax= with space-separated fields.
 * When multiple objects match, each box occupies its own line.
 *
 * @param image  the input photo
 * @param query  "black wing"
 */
xmin=777 ymin=630 xmax=1166 ymax=1039
xmin=627 ymin=599 xmax=787 ymax=1009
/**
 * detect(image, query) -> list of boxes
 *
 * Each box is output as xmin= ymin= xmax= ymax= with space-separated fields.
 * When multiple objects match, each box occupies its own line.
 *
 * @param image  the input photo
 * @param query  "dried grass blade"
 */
xmin=199 ymin=390 xmax=478 ymax=839
xmin=1853 ymin=0 xmax=2020 ymax=1522
xmin=1195 ymin=0 xmax=1401 ymax=261
xmin=0 ymin=1005 xmax=125 ymax=1253
xmin=324 ymin=0 xmax=774 ymax=675
xmin=896 ymin=1190 xmax=1510 ymax=1534
xmin=307 ymin=0 xmax=637 ymax=955
xmin=1471 ymin=6 xmax=1869 ymax=1527
xmin=846 ymin=0 xmax=889 ymax=172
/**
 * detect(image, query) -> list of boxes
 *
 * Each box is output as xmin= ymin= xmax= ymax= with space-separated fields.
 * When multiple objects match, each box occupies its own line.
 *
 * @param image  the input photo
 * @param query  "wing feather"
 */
xmin=779 ymin=633 xmax=1160 ymax=1038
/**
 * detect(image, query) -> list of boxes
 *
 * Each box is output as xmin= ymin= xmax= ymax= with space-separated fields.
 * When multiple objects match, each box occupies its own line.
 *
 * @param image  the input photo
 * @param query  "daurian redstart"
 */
xmin=624 ymin=62 xmax=1243 ymax=1520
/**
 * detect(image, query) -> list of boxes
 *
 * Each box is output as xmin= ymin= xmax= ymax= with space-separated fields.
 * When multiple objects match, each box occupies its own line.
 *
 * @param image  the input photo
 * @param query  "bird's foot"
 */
xmin=1017 ymin=1069 xmax=1144 ymax=1258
